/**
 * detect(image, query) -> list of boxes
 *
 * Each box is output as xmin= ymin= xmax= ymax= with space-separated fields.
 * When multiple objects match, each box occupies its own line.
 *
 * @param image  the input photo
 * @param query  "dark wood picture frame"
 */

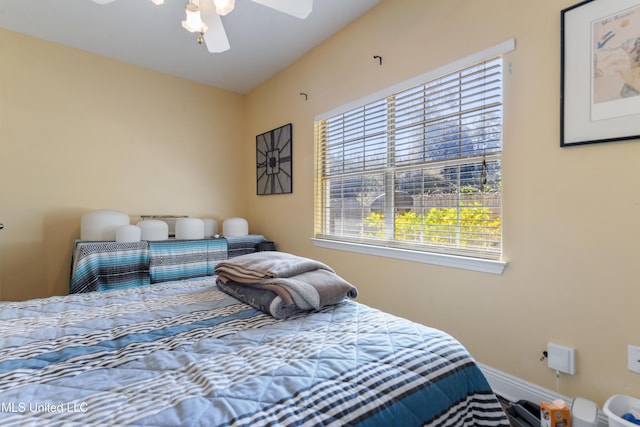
xmin=256 ymin=123 xmax=293 ymax=195
xmin=561 ymin=0 xmax=640 ymax=146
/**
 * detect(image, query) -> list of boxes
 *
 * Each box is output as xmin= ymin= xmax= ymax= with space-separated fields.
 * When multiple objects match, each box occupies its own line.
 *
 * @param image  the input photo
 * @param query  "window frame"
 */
xmin=312 ymin=40 xmax=515 ymax=275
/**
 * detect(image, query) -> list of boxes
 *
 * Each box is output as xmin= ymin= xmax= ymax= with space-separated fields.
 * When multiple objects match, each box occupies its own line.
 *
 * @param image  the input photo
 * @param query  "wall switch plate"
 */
xmin=547 ymin=342 xmax=576 ymax=375
xmin=628 ymin=345 xmax=640 ymax=374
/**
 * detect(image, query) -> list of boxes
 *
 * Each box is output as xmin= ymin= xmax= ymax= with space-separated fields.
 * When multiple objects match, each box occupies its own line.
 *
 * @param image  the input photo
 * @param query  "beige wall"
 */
xmin=1 ymin=0 xmax=639 ymax=410
xmin=243 ymin=0 xmax=640 ymax=407
xmin=0 ymin=29 xmax=246 ymax=300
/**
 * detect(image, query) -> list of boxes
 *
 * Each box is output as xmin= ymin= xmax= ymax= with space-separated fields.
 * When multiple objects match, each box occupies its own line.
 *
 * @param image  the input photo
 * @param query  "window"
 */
xmin=313 ymin=41 xmax=514 ymax=273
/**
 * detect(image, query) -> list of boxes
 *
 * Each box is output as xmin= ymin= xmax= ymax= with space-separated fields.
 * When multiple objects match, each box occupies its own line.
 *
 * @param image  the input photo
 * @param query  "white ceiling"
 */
xmin=0 ymin=0 xmax=381 ymax=93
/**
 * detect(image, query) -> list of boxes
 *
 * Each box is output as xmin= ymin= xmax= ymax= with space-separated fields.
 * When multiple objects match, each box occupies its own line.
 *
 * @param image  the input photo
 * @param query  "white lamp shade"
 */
xmin=136 ymin=220 xmax=169 ymax=241
xmin=203 ymin=219 xmax=218 ymax=237
xmin=223 ymin=217 xmax=248 ymax=237
xmin=214 ymin=0 xmax=236 ymax=15
xmin=115 ymin=225 xmax=142 ymax=243
xmin=175 ymin=218 xmax=205 ymax=240
xmin=81 ymin=210 xmax=130 ymax=241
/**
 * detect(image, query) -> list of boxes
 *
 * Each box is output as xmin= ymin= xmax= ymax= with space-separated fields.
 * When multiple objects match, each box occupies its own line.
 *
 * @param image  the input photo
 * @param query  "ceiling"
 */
xmin=0 ymin=0 xmax=381 ymax=93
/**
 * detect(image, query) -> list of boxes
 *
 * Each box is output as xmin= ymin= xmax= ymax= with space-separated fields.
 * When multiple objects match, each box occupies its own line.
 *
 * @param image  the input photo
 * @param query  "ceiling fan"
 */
xmin=91 ymin=0 xmax=313 ymax=53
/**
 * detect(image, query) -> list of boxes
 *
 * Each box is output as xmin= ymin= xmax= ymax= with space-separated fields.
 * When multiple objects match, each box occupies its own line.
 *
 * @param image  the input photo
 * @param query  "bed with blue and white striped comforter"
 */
xmin=0 ymin=277 xmax=509 ymax=426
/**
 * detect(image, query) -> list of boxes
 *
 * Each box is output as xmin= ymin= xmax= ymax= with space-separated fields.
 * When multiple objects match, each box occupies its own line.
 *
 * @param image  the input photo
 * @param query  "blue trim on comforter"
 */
xmin=0 ymin=278 xmax=509 ymax=427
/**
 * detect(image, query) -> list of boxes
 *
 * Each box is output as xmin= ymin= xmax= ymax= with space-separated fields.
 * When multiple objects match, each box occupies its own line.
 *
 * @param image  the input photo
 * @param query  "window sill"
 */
xmin=311 ymin=238 xmax=507 ymax=275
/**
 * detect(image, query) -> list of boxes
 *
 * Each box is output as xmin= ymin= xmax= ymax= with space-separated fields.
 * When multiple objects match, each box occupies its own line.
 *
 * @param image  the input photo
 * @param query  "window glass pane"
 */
xmin=315 ymin=56 xmax=503 ymax=260
xmin=324 ymin=174 xmax=384 ymax=238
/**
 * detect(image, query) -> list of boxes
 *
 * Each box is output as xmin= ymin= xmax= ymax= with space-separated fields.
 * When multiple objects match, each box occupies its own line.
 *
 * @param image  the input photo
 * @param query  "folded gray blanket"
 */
xmin=215 ymin=279 xmax=301 ymax=319
xmin=214 ymin=251 xmax=334 ymax=282
xmin=215 ymin=252 xmax=358 ymax=319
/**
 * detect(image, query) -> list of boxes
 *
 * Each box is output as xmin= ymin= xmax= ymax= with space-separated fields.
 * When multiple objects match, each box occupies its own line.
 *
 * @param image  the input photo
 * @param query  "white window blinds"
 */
xmin=314 ymin=56 xmax=504 ymax=261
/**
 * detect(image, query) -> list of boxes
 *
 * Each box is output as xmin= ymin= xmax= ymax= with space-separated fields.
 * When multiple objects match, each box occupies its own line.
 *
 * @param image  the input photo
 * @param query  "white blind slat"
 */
xmin=314 ymin=54 xmax=505 ymax=261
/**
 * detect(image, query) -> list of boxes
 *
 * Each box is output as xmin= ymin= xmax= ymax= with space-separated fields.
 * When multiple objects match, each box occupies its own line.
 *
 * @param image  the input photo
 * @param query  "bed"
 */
xmin=0 ymin=255 xmax=509 ymax=426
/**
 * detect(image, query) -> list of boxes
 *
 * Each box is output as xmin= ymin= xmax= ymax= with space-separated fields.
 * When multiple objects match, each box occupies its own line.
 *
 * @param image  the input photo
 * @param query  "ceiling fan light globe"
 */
xmin=182 ymin=21 xmax=207 ymax=33
xmin=182 ymin=4 xmax=206 ymax=33
xmin=181 ymin=20 xmax=194 ymax=32
xmin=213 ymin=0 xmax=236 ymax=16
xmin=185 ymin=2 xmax=199 ymax=12
xmin=149 ymin=0 xmax=164 ymax=5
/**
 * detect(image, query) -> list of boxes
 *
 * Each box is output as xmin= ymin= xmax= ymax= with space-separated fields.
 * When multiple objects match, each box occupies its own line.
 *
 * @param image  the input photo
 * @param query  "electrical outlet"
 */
xmin=547 ymin=342 xmax=576 ymax=375
xmin=628 ymin=345 xmax=640 ymax=374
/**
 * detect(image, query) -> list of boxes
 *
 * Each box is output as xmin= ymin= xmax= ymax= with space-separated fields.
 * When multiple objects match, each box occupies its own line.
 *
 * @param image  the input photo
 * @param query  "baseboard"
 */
xmin=479 ymin=363 xmax=609 ymax=427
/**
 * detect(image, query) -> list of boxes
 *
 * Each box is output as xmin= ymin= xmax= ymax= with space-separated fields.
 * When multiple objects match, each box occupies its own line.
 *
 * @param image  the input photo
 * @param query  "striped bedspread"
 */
xmin=69 ymin=241 xmax=151 ymax=293
xmin=70 ymin=236 xmax=266 ymax=294
xmin=0 ymin=278 xmax=509 ymax=426
xmin=148 ymin=239 xmax=228 ymax=283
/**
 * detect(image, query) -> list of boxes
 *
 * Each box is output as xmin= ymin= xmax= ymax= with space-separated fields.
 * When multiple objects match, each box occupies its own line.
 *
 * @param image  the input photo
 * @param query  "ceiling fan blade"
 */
xmin=249 ymin=0 xmax=313 ymax=19
xmin=201 ymin=0 xmax=230 ymax=53
xmin=91 ymin=0 xmax=163 ymax=5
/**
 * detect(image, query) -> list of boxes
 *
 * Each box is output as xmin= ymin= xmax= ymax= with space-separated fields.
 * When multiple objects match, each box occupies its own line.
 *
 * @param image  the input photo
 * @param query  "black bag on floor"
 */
xmin=506 ymin=400 xmax=540 ymax=427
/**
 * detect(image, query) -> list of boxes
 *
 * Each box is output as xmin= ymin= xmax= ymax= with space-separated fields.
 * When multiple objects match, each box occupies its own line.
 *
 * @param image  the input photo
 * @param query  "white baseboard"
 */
xmin=479 ymin=363 xmax=609 ymax=427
